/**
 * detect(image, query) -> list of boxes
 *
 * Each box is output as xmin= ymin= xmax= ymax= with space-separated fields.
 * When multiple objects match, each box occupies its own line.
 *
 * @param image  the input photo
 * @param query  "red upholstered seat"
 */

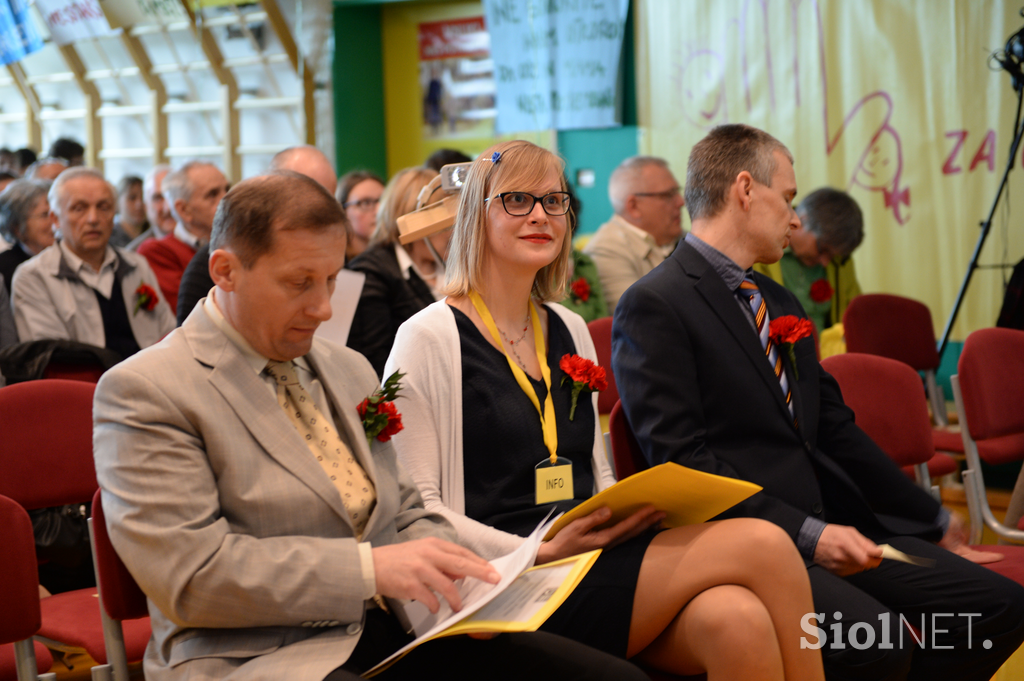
xmin=586 ymin=316 xmax=619 ymax=415
xmin=843 ymin=294 xmax=967 ymax=470
xmin=0 ymin=380 xmax=150 ymax=676
xmin=953 ymin=328 xmax=1024 ymax=545
xmin=0 ymin=494 xmax=54 ymax=681
xmin=844 ymin=294 xmax=940 ymax=370
xmin=609 ymin=400 xmax=645 ymax=480
xmin=0 ymin=643 xmax=52 ymax=681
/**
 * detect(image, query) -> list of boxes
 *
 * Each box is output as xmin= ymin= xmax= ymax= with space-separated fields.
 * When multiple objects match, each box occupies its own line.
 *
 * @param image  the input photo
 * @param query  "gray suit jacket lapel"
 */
xmin=183 ymin=309 xmax=356 ymax=531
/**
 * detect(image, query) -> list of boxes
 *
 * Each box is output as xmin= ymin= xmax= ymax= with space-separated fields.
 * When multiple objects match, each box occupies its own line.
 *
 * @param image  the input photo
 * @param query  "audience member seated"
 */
xmin=387 ymin=141 xmax=825 ymax=680
xmin=337 ymin=170 xmax=385 ymax=261
xmin=424 ymin=147 xmax=471 ymax=172
xmin=0 ymin=147 xmax=15 ymax=173
xmin=269 ymin=144 xmax=338 ymax=195
xmin=0 ymin=179 xmax=54 ymax=294
xmin=176 ymin=146 xmax=340 ymax=324
xmin=47 ymin=137 xmax=85 ymax=167
xmin=583 ymin=156 xmax=684 ymax=311
xmin=558 ymin=182 xmax=608 ymax=323
xmin=0 ymin=277 xmax=15 ymax=348
xmin=0 ymin=170 xmax=16 ymax=194
xmin=93 ymin=170 xmax=650 ymax=681
xmin=127 ymin=164 xmax=175 ymax=251
xmin=347 ymin=167 xmax=451 ymax=377
xmin=25 ymin=157 xmax=68 ymax=182
xmin=138 ymin=161 xmax=229 ymax=314
xmin=754 ymin=187 xmax=863 ymax=333
xmin=110 ymin=175 xmax=147 ymax=247
xmin=13 ymin=148 xmax=37 ymax=176
xmin=11 ymin=167 xmax=174 ymax=360
xmin=612 ymin=123 xmax=1024 ymax=680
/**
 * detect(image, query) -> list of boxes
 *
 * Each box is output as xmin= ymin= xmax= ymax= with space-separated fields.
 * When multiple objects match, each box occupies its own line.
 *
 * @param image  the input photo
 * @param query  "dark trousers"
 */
xmin=324 ymin=609 xmax=650 ymax=681
xmin=810 ymin=536 xmax=1024 ymax=681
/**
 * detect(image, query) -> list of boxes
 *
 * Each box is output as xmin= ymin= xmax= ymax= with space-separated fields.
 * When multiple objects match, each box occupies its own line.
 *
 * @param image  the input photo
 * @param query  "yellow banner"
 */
xmin=637 ymin=0 xmax=1024 ymax=340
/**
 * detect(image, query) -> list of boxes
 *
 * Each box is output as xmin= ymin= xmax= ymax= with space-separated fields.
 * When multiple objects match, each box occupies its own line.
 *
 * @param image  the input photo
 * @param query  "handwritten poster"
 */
xmin=482 ymin=0 xmax=630 ymax=132
xmin=638 ymin=0 xmax=1024 ymax=339
xmin=0 ymin=0 xmax=43 ymax=66
xmin=97 ymin=0 xmax=184 ymax=29
xmin=36 ymin=0 xmax=117 ymax=45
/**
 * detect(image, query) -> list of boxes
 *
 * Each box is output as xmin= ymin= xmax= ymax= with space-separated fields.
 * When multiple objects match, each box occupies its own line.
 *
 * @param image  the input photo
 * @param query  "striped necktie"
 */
xmin=738 ymin=277 xmax=794 ymax=416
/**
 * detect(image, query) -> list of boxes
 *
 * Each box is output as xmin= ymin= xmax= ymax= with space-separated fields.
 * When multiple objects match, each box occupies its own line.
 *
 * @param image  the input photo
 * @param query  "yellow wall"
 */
xmin=636 ymin=0 xmax=1024 ymax=341
xmin=381 ymin=1 xmax=553 ymax=177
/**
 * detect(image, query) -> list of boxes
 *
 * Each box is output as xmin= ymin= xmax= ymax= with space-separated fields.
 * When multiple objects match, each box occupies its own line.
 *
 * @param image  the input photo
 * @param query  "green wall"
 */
xmin=332 ymin=3 xmax=387 ymax=178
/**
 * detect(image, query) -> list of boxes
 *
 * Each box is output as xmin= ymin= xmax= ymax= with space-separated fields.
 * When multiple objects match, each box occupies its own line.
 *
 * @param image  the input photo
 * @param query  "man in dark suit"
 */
xmin=613 ymin=123 xmax=1024 ymax=681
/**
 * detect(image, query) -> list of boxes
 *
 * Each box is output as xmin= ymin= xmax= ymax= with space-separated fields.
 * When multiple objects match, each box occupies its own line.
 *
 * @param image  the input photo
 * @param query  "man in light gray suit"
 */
xmin=93 ymin=171 xmax=648 ymax=681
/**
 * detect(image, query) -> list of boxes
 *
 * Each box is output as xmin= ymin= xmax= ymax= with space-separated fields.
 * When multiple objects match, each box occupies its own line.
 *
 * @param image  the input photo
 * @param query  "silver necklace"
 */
xmin=498 ymin=311 xmax=531 ymax=371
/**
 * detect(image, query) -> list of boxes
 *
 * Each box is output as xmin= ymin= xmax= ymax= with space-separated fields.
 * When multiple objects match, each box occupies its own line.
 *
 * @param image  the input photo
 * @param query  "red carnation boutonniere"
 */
xmin=559 ymin=354 xmax=608 ymax=421
xmin=569 ymin=276 xmax=591 ymax=303
xmin=357 ymin=370 xmax=405 ymax=444
xmin=809 ymin=278 xmax=833 ymax=303
xmin=133 ymin=284 xmax=158 ymax=315
xmin=768 ymin=316 xmax=815 ymax=380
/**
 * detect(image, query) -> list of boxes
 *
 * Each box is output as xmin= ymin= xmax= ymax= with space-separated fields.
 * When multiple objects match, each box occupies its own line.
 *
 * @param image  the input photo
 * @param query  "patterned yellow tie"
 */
xmin=265 ymin=360 xmax=376 ymax=537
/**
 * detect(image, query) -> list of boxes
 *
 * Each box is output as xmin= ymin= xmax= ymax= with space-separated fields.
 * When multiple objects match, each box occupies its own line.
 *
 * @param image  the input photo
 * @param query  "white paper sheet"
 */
xmin=315 ymin=269 xmax=365 ymax=347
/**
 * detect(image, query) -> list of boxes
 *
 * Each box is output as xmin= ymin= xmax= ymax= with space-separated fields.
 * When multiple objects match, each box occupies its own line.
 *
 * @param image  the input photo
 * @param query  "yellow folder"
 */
xmin=543 ymin=462 xmax=762 ymax=541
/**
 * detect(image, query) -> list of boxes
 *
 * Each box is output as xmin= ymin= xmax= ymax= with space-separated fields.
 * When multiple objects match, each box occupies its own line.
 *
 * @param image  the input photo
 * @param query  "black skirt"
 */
xmin=538 ymin=530 xmax=657 ymax=657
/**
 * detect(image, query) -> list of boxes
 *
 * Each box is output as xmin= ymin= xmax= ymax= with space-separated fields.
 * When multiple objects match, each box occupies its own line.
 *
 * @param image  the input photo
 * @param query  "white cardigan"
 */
xmin=385 ymin=300 xmax=617 ymax=559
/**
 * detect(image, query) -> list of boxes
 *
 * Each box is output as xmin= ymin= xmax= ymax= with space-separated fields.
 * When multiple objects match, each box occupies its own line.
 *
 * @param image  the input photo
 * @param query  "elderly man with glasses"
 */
xmin=583 ymin=156 xmax=685 ymax=311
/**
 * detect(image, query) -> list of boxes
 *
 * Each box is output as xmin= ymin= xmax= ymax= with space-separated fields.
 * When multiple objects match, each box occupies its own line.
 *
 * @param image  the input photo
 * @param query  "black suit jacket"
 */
xmin=346 ymin=244 xmax=435 ymax=378
xmin=612 ymin=241 xmax=941 ymax=547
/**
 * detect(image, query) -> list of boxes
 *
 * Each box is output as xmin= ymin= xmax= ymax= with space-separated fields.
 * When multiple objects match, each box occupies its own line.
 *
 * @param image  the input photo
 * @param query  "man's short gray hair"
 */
xmin=0 ymin=178 xmax=50 ymax=244
xmin=25 ymin=157 xmax=68 ymax=179
xmin=143 ymin=163 xmax=172 ymax=196
xmin=48 ymin=167 xmax=114 ymax=217
xmin=162 ymin=161 xmax=218 ymax=221
xmin=685 ymin=124 xmax=792 ymax=222
xmin=797 ymin=188 xmax=864 ymax=259
xmin=608 ymin=156 xmax=670 ymax=214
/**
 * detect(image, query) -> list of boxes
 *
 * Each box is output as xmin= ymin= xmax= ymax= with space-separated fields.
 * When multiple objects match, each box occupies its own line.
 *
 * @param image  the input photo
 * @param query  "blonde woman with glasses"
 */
xmin=385 ymin=140 xmax=825 ymax=681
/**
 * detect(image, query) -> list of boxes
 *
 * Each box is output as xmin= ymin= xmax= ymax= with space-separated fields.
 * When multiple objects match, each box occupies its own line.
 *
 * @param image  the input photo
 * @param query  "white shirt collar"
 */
xmin=394 ymin=243 xmax=446 ymax=299
xmin=59 ymin=239 xmax=117 ymax=275
xmin=174 ymin=222 xmax=204 ymax=250
xmin=204 ymin=290 xmax=313 ymax=376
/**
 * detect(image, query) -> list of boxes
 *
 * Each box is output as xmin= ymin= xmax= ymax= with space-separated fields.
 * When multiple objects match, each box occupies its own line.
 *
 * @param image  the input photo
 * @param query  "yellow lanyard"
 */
xmin=468 ymin=291 xmax=558 ymax=464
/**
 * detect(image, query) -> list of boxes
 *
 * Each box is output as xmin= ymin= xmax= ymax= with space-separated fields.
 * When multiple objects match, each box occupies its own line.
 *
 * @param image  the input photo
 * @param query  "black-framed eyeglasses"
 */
xmin=343 ymin=197 xmax=380 ymax=211
xmin=634 ymin=186 xmax=682 ymax=200
xmin=488 ymin=192 xmax=571 ymax=216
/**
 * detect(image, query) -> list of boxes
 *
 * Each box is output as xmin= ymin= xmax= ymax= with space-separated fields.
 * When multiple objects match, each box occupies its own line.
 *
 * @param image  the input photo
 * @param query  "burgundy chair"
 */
xmin=822 ymin=353 xmax=942 ymax=499
xmin=88 ymin=490 xmax=151 ymax=681
xmin=822 ymin=352 xmax=1024 ymax=585
xmin=608 ymin=400 xmax=645 ymax=480
xmin=951 ymin=328 xmax=1024 ymax=545
xmin=0 ymin=380 xmax=149 ymax=676
xmin=0 ymin=494 xmax=55 ymax=681
xmin=843 ymin=294 xmax=960 ymax=482
xmin=586 ymin=316 xmax=619 ymax=415
xmin=41 ymin=362 xmax=106 ymax=383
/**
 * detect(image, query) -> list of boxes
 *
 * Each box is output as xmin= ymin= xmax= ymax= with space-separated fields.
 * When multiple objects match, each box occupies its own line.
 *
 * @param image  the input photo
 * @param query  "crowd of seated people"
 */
xmin=5 ymin=133 xmax=1024 ymax=681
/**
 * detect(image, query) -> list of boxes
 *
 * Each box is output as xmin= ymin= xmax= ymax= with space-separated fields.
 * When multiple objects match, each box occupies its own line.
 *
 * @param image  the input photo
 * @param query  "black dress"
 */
xmin=454 ymin=306 xmax=653 ymax=657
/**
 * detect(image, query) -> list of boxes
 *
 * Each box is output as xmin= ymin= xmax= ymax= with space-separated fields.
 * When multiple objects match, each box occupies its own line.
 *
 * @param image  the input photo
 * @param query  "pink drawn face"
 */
xmin=853 ymin=131 xmax=900 ymax=190
xmin=675 ymin=50 xmax=728 ymax=129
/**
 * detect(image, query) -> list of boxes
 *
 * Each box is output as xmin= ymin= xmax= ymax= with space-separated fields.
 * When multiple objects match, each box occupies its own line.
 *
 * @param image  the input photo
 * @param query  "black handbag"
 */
xmin=29 ymin=502 xmax=92 ymax=569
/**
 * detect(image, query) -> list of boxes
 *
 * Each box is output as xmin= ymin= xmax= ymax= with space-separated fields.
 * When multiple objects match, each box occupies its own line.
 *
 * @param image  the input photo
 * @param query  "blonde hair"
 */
xmin=369 ymin=167 xmax=438 ymax=247
xmin=442 ymin=140 xmax=571 ymax=302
